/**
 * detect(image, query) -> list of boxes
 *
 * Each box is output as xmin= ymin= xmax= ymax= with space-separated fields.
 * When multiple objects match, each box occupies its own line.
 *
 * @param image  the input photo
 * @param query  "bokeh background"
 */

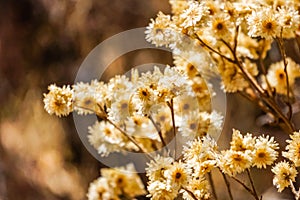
xmin=0 ymin=0 xmax=299 ymax=200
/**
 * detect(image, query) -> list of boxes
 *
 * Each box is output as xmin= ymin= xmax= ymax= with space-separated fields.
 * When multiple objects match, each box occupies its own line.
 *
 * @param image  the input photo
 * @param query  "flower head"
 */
xmin=43 ymin=84 xmax=73 ymax=117
xmin=272 ymin=161 xmax=297 ymax=192
xmin=283 ymin=131 xmax=300 ymax=167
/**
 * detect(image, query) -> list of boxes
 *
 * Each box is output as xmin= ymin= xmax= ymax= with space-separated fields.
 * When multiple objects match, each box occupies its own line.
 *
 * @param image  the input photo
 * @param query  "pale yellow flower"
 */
xmin=272 ymin=161 xmax=297 ymax=192
xmin=43 ymin=84 xmax=73 ymax=117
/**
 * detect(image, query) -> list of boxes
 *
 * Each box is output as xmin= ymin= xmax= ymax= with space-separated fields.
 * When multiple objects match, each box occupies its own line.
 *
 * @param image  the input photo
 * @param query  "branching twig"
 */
xmin=246 ymin=169 xmax=260 ymax=200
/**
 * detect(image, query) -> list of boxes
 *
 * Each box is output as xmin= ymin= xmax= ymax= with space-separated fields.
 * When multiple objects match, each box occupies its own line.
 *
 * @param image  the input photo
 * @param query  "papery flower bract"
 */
xmin=43 ymin=84 xmax=73 ymax=117
xmin=272 ymin=161 xmax=297 ymax=192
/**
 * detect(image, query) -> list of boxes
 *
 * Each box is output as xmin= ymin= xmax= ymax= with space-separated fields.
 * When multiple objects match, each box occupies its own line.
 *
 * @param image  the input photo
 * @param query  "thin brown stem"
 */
xmin=233 ymin=25 xmax=240 ymax=54
xmin=105 ymin=117 xmax=153 ymax=160
xmin=208 ymin=172 xmax=218 ymax=200
xmin=246 ymin=169 xmax=260 ymax=200
xmin=167 ymin=99 xmax=177 ymax=158
xmin=96 ymin=104 xmax=154 ymax=160
xmin=194 ymin=34 xmax=235 ymax=63
xmin=276 ymin=36 xmax=292 ymax=120
xmin=258 ymin=40 xmax=273 ymax=97
xmin=182 ymin=187 xmax=198 ymax=200
xmin=289 ymin=179 xmax=300 ymax=200
xmin=148 ymin=115 xmax=167 ymax=147
xmin=221 ymin=172 xmax=234 ymax=200
xmin=231 ymin=176 xmax=255 ymax=197
xmin=230 ymin=44 xmax=295 ymax=133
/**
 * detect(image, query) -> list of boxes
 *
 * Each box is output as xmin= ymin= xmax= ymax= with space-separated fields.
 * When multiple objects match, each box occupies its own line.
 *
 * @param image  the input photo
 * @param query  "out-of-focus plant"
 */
xmin=43 ymin=0 xmax=300 ymax=199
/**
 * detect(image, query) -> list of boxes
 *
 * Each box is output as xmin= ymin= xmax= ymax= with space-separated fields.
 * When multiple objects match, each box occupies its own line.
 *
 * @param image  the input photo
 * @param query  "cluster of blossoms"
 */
xmin=272 ymin=131 xmax=300 ymax=194
xmin=146 ymin=0 xmax=300 ymax=94
xmin=87 ymin=164 xmax=146 ymax=200
xmin=42 ymin=0 xmax=300 ymax=199
xmin=145 ymin=130 xmax=280 ymax=199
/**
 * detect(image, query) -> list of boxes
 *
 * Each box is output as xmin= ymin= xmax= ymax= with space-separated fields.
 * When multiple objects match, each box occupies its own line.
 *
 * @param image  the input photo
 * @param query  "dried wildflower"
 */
xmin=183 ymin=136 xmax=218 ymax=164
xmin=230 ymin=129 xmax=256 ymax=152
xmin=87 ymin=164 xmax=145 ymax=200
xmin=73 ymin=80 xmax=106 ymax=115
xmin=283 ymin=131 xmax=300 ymax=167
xmin=88 ymin=121 xmax=127 ymax=156
xmin=265 ymin=57 xmax=300 ymax=95
xmin=272 ymin=161 xmax=297 ymax=192
xmin=169 ymin=0 xmax=189 ymax=15
xmin=145 ymin=12 xmax=178 ymax=47
xmin=252 ymin=135 xmax=279 ymax=168
xmin=181 ymin=176 xmax=210 ymax=200
xmin=247 ymin=7 xmax=280 ymax=39
xmin=43 ymin=84 xmax=73 ymax=117
xmin=218 ymin=61 xmax=250 ymax=93
xmin=146 ymin=155 xmax=174 ymax=182
xmin=164 ymin=161 xmax=191 ymax=189
xmin=87 ymin=177 xmax=117 ymax=200
xmin=219 ymin=150 xmax=252 ymax=176
xmin=276 ymin=6 xmax=300 ymax=38
xmin=147 ymin=180 xmax=178 ymax=200
xmin=180 ymin=1 xmax=207 ymax=28
xmin=209 ymin=14 xmax=234 ymax=41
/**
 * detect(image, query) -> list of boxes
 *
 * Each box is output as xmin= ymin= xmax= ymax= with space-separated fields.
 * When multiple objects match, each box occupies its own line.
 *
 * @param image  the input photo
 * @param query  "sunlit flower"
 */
xmin=283 ymin=131 xmax=300 ymax=167
xmin=146 ymin=155 xmax=174 ymax=182
xmin=265 ymin=57 xmax=300 ymax=95
xmin=180 ymin=1 xmax=207 ymax=28
xmin=164 ymin=161 xmax=191 ymax=189
xmin=181 ymin=176 xmax=210 ymax=200
xmin=145 ymin=12 xmax=178 ymax=47
xmin=252 ymin=135 xmax=279 ymax=168
xmin=43 ymin=84 xmax=73 ymax=117
xmin=230 ymin=129 xmax=256 ymax=152
xmin=219 ymin=150 xmax=252 ymax=176
xmin=272 ymin=161 xmax=297 ymax=192
xmin=247 ymin=7 xmax=280 ymax=39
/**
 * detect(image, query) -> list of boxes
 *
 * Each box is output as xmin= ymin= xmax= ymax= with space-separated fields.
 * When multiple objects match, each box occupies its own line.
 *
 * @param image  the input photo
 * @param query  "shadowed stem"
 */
xmin=167 ymin=99 xmax=177 ymax=158
xmin=208 ymin=172 xmax=218 ymax=200
xmin=289 ymin=179 xmax=300 ymax=200
xmin=220 ymin=171 xmax=233 ymax=200
xmin=148 ymin=115 xmax=167 ymax=148
xmin=182 ymin=187 xmax=198 ymax=200
xmin=222 ymin=38 xmax=295 ymax=133
xmin=276 ymin=35 xmax=292 ymax=120
xmin=94 ymin=104 xmax=154 ymax=160
xmin=231 ymin=176 xmax=256 ymax=198
xmin=246 ymin=169 xmax=260 ymax=200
